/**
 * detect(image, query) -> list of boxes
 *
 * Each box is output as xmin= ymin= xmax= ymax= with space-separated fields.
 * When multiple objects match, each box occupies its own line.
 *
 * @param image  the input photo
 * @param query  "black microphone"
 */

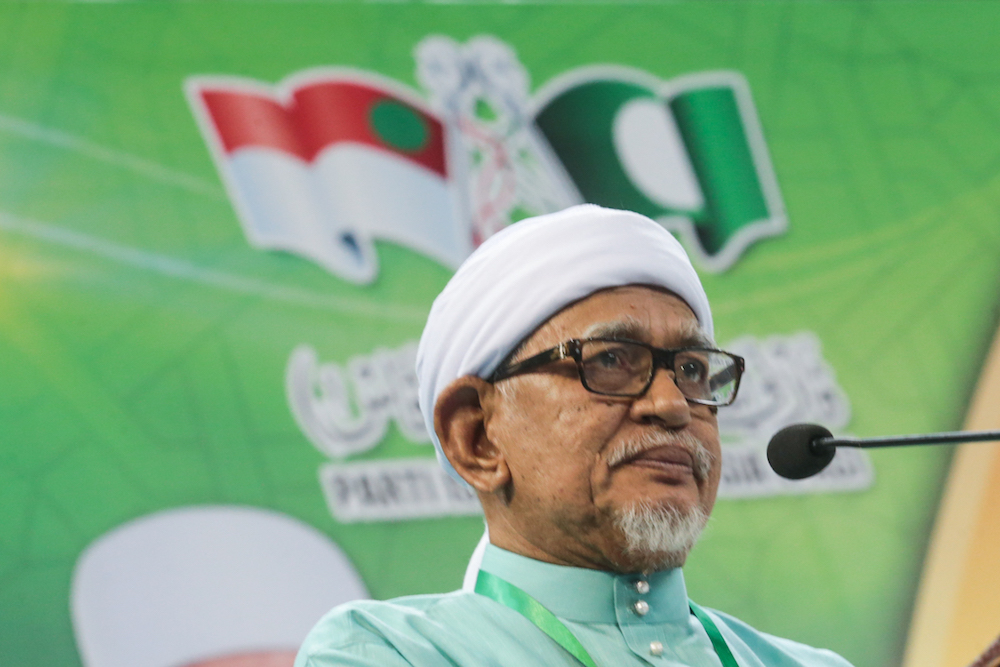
xmin=766 ymin=423 xmax=1000 ymax=480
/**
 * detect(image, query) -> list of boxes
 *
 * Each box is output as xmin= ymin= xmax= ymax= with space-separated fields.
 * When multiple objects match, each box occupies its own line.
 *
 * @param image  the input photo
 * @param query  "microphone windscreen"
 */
xmin=767 ymin=423 xmax=836 ymax=480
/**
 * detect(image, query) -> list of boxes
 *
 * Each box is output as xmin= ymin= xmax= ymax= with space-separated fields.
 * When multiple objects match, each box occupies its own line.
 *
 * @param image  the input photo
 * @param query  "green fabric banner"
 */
xmin=2 ymin=3 xmax=1000 ymax=667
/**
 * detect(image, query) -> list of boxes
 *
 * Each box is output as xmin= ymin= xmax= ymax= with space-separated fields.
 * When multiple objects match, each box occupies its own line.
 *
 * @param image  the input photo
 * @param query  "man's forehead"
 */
xmin=525 ymin=285 xmax=712 ymax=351
xmin=583 ymin=316 xmax=712 ymax=347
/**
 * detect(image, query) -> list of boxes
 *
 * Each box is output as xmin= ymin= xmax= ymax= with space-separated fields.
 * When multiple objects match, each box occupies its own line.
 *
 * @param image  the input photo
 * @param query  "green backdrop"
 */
xmin=2 ymin=2 xmax=1000 ymax=666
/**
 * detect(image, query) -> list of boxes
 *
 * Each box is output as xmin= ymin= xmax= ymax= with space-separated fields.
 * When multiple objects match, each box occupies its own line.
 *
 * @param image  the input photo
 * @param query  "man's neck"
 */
xmin=483 ymin=512 xmax=673 ymax=573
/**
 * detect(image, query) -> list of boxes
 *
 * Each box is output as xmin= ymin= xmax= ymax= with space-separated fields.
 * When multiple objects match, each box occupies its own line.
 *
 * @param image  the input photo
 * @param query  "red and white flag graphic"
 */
xmin=187 ymin=71 xmax=469 ymax=283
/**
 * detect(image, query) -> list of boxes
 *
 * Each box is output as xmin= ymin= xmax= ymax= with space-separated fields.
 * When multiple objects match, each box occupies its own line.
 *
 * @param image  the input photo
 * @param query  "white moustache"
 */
xmin=607 ymin=430 xmax=715 ymax=481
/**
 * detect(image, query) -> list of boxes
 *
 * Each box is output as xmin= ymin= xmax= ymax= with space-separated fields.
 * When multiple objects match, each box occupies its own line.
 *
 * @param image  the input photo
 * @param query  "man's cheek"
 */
xmin=539 ymin=462 xmax=596 ymax=505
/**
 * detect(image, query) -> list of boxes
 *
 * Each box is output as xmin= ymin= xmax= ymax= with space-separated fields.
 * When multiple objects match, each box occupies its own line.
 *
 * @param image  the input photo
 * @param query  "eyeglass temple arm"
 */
xmin=490 ymin=344 xmax=570 ymax=382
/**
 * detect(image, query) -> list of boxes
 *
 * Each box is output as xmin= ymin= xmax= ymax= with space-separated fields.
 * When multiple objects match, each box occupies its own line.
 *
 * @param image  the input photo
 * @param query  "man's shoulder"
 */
xmin=295 ymin=590 xmax=499 ymax=667
xmin=703 ymin=606 xmax=856 ymax=667
xmin=302 ymin=590 xmax=476 ymax=640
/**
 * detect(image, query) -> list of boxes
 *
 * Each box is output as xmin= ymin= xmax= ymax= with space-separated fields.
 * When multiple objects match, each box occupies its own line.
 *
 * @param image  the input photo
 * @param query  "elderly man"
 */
xmin=295 ymin=205 xmax=852 ymax=667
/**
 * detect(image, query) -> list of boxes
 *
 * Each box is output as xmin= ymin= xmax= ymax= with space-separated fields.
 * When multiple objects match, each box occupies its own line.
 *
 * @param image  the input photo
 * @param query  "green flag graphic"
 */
xmin=534 ymin=70 xmax=785 ymax=271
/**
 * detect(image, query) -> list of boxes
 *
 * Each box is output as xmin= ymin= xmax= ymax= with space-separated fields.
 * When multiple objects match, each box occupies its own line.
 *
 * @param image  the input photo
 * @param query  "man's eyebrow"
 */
xmin=583 ymin=317 xmax=715 ymax=347
xmin=583 ymin=317 xmax=645 ymax=340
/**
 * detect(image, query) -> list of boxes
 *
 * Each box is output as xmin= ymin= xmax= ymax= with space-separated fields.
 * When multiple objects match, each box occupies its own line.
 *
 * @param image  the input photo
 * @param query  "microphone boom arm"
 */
xmin=816 ymin=430 xmax=1000 ymax=451
xmin=767 ymin=423 xmax=1000 ymax=480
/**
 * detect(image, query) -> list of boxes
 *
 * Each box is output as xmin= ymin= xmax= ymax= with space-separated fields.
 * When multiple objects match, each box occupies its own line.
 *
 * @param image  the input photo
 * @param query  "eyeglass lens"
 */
xmin=578 ymin=340 xmax=739 ymax=404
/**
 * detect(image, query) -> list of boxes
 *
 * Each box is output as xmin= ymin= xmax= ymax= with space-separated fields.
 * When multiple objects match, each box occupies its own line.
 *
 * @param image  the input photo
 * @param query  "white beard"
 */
xmin=613 ymin=501 xmax=709 ymax=571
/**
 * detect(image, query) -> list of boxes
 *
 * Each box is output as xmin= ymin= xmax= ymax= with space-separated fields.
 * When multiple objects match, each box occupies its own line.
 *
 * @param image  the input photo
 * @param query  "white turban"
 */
xmin=416 ymin=204 xmax=713 ymax=483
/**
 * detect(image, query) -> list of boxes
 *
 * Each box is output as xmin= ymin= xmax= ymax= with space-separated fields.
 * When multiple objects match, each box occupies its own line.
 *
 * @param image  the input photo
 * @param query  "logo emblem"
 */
xmin=187 ymin=35 xmax=786 ymax=282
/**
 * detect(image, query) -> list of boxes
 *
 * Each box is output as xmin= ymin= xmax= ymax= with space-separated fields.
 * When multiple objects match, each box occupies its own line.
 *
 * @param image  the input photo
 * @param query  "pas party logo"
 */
xmin=186 ymin=35 xmax=786 ymax=282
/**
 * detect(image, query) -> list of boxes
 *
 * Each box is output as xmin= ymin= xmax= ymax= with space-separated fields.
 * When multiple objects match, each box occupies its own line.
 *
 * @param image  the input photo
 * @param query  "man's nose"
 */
xmin=628 ymin=366 xmax=692 ymax=427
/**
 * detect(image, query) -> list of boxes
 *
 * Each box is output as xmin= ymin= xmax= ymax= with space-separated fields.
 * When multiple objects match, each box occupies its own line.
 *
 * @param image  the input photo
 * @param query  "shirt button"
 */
xmin=633 ymin=600 xmax=650 ymax=616
xmin=634 ymin=580 xmax=650 ymax=595
xmin=650 ymin=641 xmax=664 ymax=656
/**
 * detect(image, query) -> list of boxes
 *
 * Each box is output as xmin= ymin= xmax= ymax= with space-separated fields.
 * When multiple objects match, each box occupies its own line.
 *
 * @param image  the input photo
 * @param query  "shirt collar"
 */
xmin=478 ymin=544 xmax=691 ymax=625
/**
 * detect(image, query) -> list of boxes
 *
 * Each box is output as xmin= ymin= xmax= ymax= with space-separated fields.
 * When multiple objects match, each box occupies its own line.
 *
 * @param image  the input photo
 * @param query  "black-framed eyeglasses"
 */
xmin=489 ymin=338 xmax=745 ymax=407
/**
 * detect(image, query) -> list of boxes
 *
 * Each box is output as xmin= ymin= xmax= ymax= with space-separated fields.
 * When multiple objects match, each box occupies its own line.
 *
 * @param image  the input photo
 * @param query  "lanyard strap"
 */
xmin=689 ymin=600 xmax=741 ymax=667
xmin=475 ymin=570 xmax=740 ymax=667
xmin=476 ymin=570 xmax=599 ymax=667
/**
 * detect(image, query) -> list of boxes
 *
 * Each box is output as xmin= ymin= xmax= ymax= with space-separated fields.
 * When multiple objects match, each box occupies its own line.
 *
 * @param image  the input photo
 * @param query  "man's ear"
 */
xmin=434 ymin=376 xmax=510 ymax=494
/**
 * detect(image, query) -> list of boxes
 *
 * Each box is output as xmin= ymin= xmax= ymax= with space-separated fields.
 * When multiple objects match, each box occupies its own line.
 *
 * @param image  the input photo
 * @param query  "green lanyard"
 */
xmin=475 ymin=570 xmax=740 ymax=667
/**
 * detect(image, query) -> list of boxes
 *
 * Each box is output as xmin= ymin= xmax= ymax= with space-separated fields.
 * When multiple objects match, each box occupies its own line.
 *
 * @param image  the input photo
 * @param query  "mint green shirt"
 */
xmin=295 ymin=545 xmax=854 ymax=667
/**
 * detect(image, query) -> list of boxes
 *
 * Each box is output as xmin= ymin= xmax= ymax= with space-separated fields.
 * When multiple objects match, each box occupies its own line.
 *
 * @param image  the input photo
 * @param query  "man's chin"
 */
xmin=611 ymin=500 xmax=709 ymax=572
